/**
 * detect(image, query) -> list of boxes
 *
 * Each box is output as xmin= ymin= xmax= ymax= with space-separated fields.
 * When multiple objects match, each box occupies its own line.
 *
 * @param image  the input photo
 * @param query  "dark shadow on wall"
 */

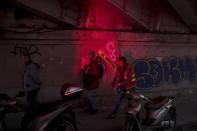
xmin=123 ymin=50 xmax=136 ymax=65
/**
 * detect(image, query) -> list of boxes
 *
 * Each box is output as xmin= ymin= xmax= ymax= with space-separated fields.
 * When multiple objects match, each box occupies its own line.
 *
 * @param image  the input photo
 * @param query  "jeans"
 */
xmin=87 ymin=90 xmax=97 ymax=110
xmin=113 ymin=88 xmax=131 ymax=113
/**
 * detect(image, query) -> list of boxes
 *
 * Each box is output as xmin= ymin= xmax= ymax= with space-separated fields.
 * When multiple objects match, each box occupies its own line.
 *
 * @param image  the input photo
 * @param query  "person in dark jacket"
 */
xmin=83 ymin=51 xmax=103 ymax=114
xmin=21 ymin=55 xmax=41 ymax=130
xmin=108 ymin=56 xmax=137 ymax=119
xmin=23 ymin=55 xmax=41 ymax=108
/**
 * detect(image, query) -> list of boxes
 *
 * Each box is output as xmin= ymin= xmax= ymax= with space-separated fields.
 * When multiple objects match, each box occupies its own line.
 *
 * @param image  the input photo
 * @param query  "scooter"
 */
xmin=0 ymin=83 xmax=83 ymax=131
xmin=122 ymin=91 xmax=176 ymax=131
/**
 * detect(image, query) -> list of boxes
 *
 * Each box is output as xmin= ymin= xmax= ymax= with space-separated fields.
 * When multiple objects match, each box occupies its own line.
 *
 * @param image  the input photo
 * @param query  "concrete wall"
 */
xmin=1 ymin=30 xmax=197 ymax=110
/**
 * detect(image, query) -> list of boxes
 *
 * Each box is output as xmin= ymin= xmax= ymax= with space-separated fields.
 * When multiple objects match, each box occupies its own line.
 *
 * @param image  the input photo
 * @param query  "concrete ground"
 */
xmin=75 ymin=100 xmax=197 ymax=131
xmin=75 ymin=107 xmax=197 ymax=131
xmin=2 ymin=99 xmax=197 ymax=131
xmin=75 ymin=109 xmax=124 ymax=131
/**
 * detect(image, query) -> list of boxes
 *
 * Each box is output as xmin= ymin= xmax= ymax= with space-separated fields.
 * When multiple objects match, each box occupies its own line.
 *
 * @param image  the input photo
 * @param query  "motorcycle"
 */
xmin=122 ymin=91 xmax=176 ymax=131
xmin=0 ymin=83 xmax=83 ymax=131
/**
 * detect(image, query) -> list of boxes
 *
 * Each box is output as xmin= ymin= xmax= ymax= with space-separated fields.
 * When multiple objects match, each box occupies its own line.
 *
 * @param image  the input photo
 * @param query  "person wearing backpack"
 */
xmin=83 ymin=51 xmax=104 ymax=114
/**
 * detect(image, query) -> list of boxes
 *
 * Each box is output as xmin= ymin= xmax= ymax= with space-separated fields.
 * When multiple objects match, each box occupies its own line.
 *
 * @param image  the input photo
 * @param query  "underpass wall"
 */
xmin=1 ymin=30 xmax=197 ymax=110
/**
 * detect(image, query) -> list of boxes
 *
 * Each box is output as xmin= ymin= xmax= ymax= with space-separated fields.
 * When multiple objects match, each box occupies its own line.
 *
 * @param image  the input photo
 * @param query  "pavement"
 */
xmin=74 ymin=99 xmax=197 ymax=131
xmin=75 ymin=109 xmax=123 ymax=131
xmin=2 ymin=99 xmax=197 ymax=131
xmin=74 ymin=108 xmax=197 ymax=131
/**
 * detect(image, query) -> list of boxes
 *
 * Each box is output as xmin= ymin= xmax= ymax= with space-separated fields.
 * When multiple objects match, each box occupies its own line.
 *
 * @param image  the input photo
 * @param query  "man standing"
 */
xmin=83 ymin=51 xmax=104 ymax=114
xmin=21 ymin=55 xmax=41 ymax=129
xmin=23 ymin=55 xmax=41 ymax=108
xmin=108 ymin=56 xmax=137 ymax=119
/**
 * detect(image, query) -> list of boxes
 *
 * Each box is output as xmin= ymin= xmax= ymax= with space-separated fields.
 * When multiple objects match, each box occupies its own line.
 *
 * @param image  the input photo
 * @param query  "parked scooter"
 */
xmin=122 ymin=91 xmax=176 ymax=131
xmin=0 ymin=83 xmax=83 ymax=131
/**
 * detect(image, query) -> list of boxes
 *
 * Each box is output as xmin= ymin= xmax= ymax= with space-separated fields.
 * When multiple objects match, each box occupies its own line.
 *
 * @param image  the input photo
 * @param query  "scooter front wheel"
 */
xmin=123 ymin=115 xmax=142 ymax=131
xmin=46 ymin=116 xmax=77 ymax=131
xmin=122 ymin=120 xmax=134 ymax=131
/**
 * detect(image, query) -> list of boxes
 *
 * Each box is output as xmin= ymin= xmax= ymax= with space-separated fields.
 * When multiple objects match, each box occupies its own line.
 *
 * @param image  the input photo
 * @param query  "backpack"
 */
xmin=97 ymin=64 xmax=104 ymax=78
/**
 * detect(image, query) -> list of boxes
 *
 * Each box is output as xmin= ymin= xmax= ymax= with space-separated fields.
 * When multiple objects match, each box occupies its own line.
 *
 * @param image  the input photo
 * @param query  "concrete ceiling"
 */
xmin=4 ymin=0 xmax=196 ymax=33
xmin=6 ymin=0 xmax=83 ymax=28
xmin=5 ymin=0 xmax=160 ymax=30
xmin=168 ymin=0 xmax=197 ymax=32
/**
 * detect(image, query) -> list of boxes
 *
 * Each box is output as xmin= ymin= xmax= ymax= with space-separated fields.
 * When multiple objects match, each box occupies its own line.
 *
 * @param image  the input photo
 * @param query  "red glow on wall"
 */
xmin=71 ymin=0 xmax=137 ymax=84
xmin=79 ymin=35 xmax=119 ymax=71
xmin=82 ymin=0 xmax=133 ymax=30
xmin=71 ymin=30 xmax=120 ymax=85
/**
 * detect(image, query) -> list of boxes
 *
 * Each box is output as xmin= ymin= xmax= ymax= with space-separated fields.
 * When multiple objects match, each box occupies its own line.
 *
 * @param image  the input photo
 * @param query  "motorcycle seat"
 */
xmin=35 ymin=100 xmax=67 ymax=115
xmin=145 ymin=96 xmax=169 ymax=110
xmin=24 ymin=100 xmax=69 ymax=126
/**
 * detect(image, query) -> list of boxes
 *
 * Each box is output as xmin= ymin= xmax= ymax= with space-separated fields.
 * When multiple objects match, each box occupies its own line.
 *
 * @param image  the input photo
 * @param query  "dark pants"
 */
xmin=21 ymin=89 xmax=39 ymax=130
xmin=87 ymin=90 xmax=97 ymax=110
xmin=26 ymin=89 xmax=39 ymax=109
xmin=113 ymin=88 xmax=131 ymax=113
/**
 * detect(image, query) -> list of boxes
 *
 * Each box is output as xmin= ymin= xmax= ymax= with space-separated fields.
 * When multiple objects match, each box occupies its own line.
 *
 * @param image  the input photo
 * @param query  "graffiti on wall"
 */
xmin=133 ymin=58 xmax=197 ymax=89
xmin=11 ymin=45 xmax=41 ymax=56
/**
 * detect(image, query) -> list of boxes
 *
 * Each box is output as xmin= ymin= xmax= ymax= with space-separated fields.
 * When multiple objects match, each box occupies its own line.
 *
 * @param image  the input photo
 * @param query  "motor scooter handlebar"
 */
xmin=139 ymin=94 xmax=153 ymax=102
xmin=15 ymin=91 xmax=25 ymax=98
